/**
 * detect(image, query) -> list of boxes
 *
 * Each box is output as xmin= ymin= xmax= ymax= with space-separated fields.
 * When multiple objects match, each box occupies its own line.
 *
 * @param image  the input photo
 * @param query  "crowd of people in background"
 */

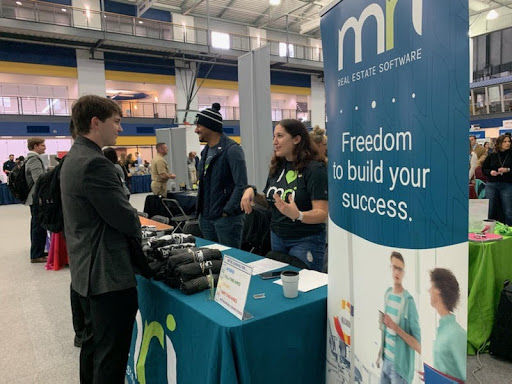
xmin=470 ymin=133 xmax=512 ymax=225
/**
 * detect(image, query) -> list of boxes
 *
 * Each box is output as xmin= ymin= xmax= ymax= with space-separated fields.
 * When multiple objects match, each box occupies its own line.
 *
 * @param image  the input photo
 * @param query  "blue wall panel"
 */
xmin=104 ymin=52 xmax=175 ymax=75
xmin=270 ymin=71 xmax=310 ymax=87
xmin=0 ymin=41 xmax=76 ymax=67
xmin=104 ymin=0 xmax=136 ymax=16
xmin=43 ymin=0 xmax=72 ymax=5
xmin=470 ymin=115 xmax=512 ymax=128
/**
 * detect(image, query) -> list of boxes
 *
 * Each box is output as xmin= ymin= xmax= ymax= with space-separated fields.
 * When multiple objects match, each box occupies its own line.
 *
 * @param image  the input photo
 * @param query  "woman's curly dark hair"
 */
xmin=430 ymin=268 xmax=460 ymax=312
xmin=269 ymin=119 xmax=317 ymax=176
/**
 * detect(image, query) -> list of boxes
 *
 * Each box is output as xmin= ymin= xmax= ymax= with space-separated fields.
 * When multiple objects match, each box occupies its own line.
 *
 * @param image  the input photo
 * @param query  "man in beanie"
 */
xmin=195 ymin=103 xmax=248 ymax=248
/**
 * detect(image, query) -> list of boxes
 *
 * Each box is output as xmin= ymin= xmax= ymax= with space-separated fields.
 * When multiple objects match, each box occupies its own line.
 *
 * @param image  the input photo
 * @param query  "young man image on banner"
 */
xmin=428 ymin=268 xmax=466 ymax=382
xmin=61 ymin=95 xmax=143 ymax=384
xmin=150 ymin=142 xmax=176 ymax=196
xmin=25 ymin=137 xmax=47 ymax=263
xmin=195 ymin=103 xmax=248 ymax=248
xmin=377 ymin=252 xmax=421 ymax=384
xmin=240 ymin=119 xmax=328 ymax=271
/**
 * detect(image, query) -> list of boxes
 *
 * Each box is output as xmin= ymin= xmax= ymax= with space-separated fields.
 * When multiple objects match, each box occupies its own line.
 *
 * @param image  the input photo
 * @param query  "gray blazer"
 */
xmin=24 ymin=152 xmax=45 ymax=206
xmin=61 ymin=136 xmax=141 ymax=297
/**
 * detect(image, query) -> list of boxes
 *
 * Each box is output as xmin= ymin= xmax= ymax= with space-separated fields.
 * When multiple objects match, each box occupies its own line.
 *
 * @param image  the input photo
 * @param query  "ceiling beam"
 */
xmin=183 ymin=0 xmax=204 ymax=15
xmin=217 ymin=0 xmax=237 ymax=18
xmin=252 ymin=6 xmax=270 ymax=26
xmin=258 ymin=1 xmax=317 ymax=28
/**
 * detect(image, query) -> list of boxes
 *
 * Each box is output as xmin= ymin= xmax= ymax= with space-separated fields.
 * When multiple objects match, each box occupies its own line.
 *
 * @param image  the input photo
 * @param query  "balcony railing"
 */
xmin=116 ymin=101 xmax=176 ymax=119
xmin=0 ymin=0 xmax=323 ymax=63
xmin=0 ymin=96 xmax=177 ymax=118
xmin=0 ymin=96 xmax=74 ymax=115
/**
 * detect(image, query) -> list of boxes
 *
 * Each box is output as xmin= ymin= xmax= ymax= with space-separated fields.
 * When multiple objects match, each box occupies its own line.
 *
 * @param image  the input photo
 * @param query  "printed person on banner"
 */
xmin=377 ymin=251 xmax=421 ymax=384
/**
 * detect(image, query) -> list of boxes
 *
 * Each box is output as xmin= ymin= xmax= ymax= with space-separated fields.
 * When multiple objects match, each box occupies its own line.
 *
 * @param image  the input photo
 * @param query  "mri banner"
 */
xmin=321 ymin=0 xmax=469 ymax=383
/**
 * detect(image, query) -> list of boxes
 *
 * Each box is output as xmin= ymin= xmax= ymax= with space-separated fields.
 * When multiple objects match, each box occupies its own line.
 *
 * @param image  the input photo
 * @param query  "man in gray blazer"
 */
xmin=25 ymin=137 xmax=47 ymax=263
xmin=61 ymin=95 xmax=142 ymax=384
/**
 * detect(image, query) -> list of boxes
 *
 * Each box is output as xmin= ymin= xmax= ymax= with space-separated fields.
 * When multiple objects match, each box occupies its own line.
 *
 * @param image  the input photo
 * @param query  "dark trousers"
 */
xmin=79 ymin=287 xmax=138 ymax=384
xmin=30 ymin=204 xmax=47 ymax=260
xmin=199 ymin=213 xmax=244 ymax=248
xmin=70 ymin=285 xmax=84 ymax=338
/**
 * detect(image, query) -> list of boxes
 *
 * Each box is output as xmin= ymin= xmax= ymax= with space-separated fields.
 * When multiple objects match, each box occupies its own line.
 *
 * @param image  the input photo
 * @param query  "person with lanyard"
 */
xmin=427 ymin=268 xmax=466 ymax=382
xmin=482 ymin=134 xmax=512 ymax=225
xmin=240 ymin=119 xmax=328 ymax=271
xmin=195 ymin=103 xmax=248 ymax=248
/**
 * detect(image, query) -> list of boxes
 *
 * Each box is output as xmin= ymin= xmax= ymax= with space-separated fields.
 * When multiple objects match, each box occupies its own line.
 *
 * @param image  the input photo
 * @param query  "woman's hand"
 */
xmin=491 ymin=170 xmax=500 ymax=176
xmin=273 ymin=193 xmax=300 ymax=220
xmin=498 ymin=167 xmax=510 ymax=174
xmin=240 ymin=187 xmax=255 ymax=214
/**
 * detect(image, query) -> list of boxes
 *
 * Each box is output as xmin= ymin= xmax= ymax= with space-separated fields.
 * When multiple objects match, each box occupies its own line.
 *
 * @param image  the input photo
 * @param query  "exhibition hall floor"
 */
xmin=0 ymin=193 xmax=509 ymax=383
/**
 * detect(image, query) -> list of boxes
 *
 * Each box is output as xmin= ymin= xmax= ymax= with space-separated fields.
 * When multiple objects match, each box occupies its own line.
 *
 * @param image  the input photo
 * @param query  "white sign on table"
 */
xmin=215 ymin=255 xmax=253 ymax=320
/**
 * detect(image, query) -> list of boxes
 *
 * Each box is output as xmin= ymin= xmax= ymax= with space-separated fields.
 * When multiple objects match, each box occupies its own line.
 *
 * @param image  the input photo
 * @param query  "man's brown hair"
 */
xmin=27 ymin=137 xmax=45 ymax=150
xmin=71 ymin=95 xmax=122 ymax=136
xmin=390 ymin=251 xmax=404 ymax=265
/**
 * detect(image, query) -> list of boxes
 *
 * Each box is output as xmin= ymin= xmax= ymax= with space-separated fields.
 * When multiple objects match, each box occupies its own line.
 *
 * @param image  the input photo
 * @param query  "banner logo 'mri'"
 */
xmin=338 ymin=0 xmax=423 ymax=71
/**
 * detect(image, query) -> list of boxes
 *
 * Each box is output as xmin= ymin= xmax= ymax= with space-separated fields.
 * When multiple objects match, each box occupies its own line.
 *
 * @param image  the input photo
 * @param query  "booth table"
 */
xmin=467 ymin=235 xmax=512 ymax=354
xmin=126 ymin=239 xmax=327 ymax=384
xmin=131 ymin=175 xmax=151 ymax=194
xmin=0 ymin=183 xmax=18 ymax=205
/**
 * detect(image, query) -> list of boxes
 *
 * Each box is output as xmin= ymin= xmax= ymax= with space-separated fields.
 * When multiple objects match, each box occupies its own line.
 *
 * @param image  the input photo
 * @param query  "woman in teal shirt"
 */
xmin=429 ymin=268 xmax=467 ymax=381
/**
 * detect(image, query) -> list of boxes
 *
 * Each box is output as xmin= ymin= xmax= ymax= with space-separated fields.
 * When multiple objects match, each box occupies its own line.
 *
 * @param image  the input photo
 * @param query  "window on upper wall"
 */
xmin=211 ymin=31 xmax=230 ymax=50
xmin=279 ymin=43 xmax=294 ymax=58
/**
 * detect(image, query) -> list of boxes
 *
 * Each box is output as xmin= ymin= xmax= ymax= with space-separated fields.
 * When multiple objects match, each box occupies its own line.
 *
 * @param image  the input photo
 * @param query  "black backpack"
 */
xmin=489 ymin=280 xmax=512 ymax=361
xmin=8 ymin=157 xmax=42 ymax=203
xmin=33 ymin=158 xmax=65 ymax=233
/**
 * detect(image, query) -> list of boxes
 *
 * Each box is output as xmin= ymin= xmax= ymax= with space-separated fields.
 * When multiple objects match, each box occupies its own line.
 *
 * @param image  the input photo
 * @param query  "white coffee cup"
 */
xmin=281 ymin=270 xmax=299 ymax=299
xmin=482 ymin=219 xmax=496 ymax=234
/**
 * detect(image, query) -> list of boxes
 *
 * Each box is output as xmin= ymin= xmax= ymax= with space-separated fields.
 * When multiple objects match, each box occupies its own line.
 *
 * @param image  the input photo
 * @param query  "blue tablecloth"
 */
xmin=126 ymin=239 xmax=327 ymax=384
xmin=0 ymin=183 xmax=18 ymax=205
xmin=131 ymin=175 xmax=151 ymax=194
xmin=167 ymin=191 xmax=197 ymax=215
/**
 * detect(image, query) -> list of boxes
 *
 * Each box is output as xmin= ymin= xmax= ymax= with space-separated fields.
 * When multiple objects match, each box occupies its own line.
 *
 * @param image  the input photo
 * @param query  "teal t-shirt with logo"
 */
xmin=263 ymin=160 xmax=328 ymax=239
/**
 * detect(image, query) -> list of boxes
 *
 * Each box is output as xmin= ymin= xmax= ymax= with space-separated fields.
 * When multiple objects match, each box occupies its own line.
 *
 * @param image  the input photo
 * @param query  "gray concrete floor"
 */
xmin=1 ymin=193 xmax=511 ymax=383
xmin=0 ymin=194 xmax=147 ymax=384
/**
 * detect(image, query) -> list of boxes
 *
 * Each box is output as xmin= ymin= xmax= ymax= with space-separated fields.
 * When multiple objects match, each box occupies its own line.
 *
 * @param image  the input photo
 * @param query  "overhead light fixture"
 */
xmin=486 ymin=9 xmax=499 ymax=20
xmin=138 ymin=20 xmax=143 ymax=24
xmin=15 ymin=1 xmax=22 ymax=5
xmin=61 ymin=8 xmax=66 ymax=12
xmin=269 ymin=0 xmax=281 ymax=5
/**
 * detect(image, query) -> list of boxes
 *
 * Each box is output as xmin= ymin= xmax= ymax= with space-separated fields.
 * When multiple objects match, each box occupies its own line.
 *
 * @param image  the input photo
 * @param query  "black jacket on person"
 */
xmin=197 ymin=134 xmax=248 ymax=219
xmin=60 ymin=136 xmax=142 ymax=297
xmin=482 ymin=149 xmax=512 ymax=183
xmin=3 ymin=159 xmax=15 ymax=173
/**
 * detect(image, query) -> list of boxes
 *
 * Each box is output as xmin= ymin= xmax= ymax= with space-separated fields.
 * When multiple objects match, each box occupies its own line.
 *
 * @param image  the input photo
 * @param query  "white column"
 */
xmin=308 ymin=38 xmax=322 ymax=62
xmin=238 ymin=46 xmax=273 ymax=190
xmin=72 ymin=0 xmax=102 ymax=30
xmin=310 ymin=75 xmax=325 ymax=130
xmin=172 ymin=14 xmax=196 ymax=44
xmin=247 ymin=27 xmax=266 ymax=50
xmin=76 ymin=49 xmax=106 ymax=97
xmin=175 ymin=61 xmax=198 ymax=124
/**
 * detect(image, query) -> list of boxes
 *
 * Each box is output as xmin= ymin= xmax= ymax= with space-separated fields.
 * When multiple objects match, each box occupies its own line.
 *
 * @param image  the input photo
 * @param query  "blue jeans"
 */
xmin=380 ymin=359 xmax=408 ymax=384
xmin=485 ymin=182 xmax=512 ymax=226
xmin=199 ymin=214 xmax=244 ymax=249
xmin=270 ymin=230 xmax=326 ymax=272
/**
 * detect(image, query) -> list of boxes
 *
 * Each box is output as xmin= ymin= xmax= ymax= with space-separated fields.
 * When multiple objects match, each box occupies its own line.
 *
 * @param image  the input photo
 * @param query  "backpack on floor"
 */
xmin=8 ymin=157 xmax=42 ymax=203
xmin=489 ymin=280 xmax=512 ymax=361
xmin=33 ymin=158 xmax=65 ymax=233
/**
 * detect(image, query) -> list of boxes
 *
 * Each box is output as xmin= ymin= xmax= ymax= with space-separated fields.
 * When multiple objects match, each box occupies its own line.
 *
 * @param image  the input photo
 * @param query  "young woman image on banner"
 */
xmin=482 ymin=134 xmax=512 ymax=225
xmin=240 ymin=119 xmax=328 ymax=271
xmin=427 ymin=268 xmax=466 ymax=382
